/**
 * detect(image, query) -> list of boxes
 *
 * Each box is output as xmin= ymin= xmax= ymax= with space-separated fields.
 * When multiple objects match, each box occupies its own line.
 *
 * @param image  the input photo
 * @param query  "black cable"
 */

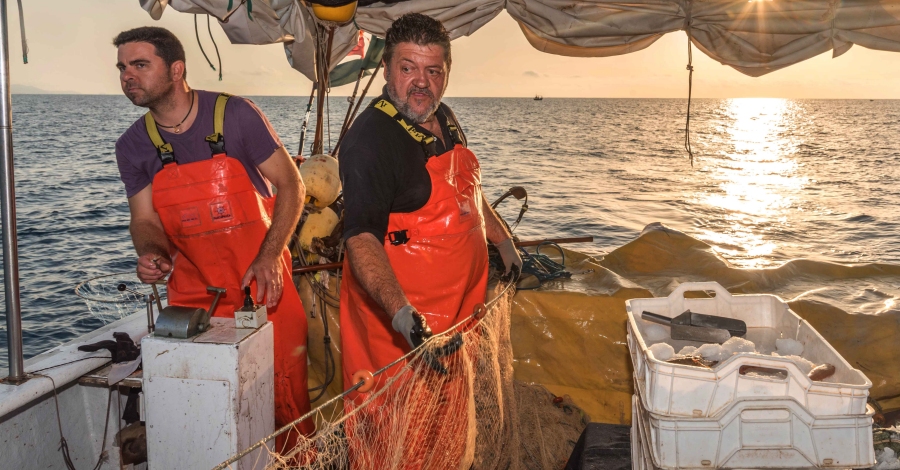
xmin=536 ymin=241 xmax=566 ymax=266
xmin=303 ymin=272 xmax=341 ymax=307
xmin=208 ymin=15 xmax=223 ymax=81
xmin=308 ymin=299 xmax=336 ymax=402
xmin=194 ymin=15 xmax=217 ymax=72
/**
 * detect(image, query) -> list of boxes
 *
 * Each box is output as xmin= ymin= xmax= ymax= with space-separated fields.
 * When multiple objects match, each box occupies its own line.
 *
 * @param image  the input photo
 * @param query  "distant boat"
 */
xmin=534 ymin=95 xmax=543 ymax=101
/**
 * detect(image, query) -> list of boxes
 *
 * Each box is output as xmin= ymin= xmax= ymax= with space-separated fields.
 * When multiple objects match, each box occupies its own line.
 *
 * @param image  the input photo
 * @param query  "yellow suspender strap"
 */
xmin=143 ymin=113 xmax=176 ymax=165
xmin=373 ymin=99 xmax=436 ymax=147
xmin=205 ymin=93 xmax=231 ymax=154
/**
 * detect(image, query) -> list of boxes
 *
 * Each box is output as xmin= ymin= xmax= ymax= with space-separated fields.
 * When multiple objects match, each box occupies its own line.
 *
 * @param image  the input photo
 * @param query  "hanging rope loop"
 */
xmin=194 ymin=15 xmax=217 ymax=71
xmin=683 ymin=0 xmax=695 ymax=167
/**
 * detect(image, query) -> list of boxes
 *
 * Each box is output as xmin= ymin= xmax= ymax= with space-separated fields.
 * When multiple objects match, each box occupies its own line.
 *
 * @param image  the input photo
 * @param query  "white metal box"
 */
xmin=142 ymin=318 xmax=275 ymax=470
xmin=634 ymin=392 xmax=875 ymax=469
xmin=626 ymin=282 xmax=871 ymax=418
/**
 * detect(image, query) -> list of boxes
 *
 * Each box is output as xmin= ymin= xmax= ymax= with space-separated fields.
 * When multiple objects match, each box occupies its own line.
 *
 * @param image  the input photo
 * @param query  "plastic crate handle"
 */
xmin=669 ymin=282 xmax=732 ymax=301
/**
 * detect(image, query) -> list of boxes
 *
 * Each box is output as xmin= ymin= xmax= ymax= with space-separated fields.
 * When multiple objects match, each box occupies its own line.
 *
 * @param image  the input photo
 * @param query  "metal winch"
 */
xmin=154 ymin=286 xmax=225 ymax=339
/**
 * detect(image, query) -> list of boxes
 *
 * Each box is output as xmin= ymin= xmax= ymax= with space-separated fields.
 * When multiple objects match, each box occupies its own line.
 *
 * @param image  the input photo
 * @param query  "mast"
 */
xmin=0 ymin=0 xmax=25 ymax=384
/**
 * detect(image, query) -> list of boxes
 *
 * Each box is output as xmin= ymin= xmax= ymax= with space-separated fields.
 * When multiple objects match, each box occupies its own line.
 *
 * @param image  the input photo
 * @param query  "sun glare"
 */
xmin=699 ymin=98 xmax=808 ymax=267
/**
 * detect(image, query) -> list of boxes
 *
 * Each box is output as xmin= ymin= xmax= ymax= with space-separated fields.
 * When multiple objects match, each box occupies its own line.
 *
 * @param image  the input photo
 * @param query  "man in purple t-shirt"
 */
xmin=114 ymin=27 xmax=303 ymax=304
xmin=113 ymin=26 xmax=314 ymax=445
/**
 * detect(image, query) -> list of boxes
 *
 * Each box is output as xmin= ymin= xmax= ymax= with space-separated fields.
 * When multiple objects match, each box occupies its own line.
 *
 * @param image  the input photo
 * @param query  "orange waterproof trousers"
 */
xmin=152 ymin=153 xmax=313 ymax=451
xmin=341 ymin=144 xmax=489 ymax=468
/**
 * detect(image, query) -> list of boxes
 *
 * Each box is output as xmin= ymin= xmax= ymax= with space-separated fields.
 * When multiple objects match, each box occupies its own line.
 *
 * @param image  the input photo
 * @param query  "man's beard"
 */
xmin=386 ymin=77 xmax=441 ymax=124
xmin=123 ymin=75 xmax=173 ymax=108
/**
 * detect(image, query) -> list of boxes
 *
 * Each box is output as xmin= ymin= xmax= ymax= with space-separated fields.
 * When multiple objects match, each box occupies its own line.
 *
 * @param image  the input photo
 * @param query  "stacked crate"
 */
xmin=625 ymin=282 xmax=876 ymax=470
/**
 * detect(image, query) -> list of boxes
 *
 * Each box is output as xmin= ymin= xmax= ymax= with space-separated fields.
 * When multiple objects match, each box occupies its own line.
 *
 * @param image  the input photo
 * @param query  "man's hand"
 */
xmin=129 ymin=185 xmax=174 ymax=284
xmin=246 ymin=147 xmax=302 ymax=308
xmin=495 ymin=238 xmax=523 ymax=276
xmin=241 ymin=254 xmax=284 ymax=308
xmin=136 ymin=253 xmax=172 ymax=284
xmin=392 ymin=305 xmax=433 ymax=349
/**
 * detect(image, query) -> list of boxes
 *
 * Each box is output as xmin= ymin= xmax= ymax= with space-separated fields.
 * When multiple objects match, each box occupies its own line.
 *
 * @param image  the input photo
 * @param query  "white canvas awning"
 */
xmin=138 ymin=0 xmax=900 ymax=80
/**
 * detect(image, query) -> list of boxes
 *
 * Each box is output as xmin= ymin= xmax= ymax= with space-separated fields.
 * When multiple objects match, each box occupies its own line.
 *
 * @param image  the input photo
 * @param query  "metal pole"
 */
xmin=0 ymin=0 xmax=25 ymax=384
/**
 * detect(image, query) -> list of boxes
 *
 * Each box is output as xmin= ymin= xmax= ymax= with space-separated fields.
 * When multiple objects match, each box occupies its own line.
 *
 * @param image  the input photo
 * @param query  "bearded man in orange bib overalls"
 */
xmin=112 ymin=27 xmax=312 ymax=450
xmin=339 ymin=13 xmax=523 ymax=467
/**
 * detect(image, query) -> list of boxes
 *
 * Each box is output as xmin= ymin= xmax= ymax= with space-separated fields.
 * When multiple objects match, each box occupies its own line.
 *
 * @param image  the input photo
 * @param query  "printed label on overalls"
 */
xmin=210 ymin=200 xmax=234 ymax=221
xmin=457 ymin=195 xmax=472 ymax=218
xmin=180 ymin=207 xmax=201 ymax=228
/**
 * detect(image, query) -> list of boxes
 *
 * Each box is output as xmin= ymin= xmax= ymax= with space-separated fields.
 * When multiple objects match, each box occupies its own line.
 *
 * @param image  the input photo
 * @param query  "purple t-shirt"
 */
xmin=115 ymin=90 xmax=283 ymax=198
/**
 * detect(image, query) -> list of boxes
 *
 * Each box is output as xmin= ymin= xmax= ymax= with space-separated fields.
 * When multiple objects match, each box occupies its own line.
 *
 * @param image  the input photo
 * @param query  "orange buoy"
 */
xmin=473 ymin=303 xmax=487 ymax=320
xmin=352 ymin=369 xmax=375 ymax=393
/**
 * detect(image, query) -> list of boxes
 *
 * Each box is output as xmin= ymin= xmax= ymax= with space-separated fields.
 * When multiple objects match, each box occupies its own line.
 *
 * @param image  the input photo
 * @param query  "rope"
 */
xmin=15 ymin=0 xmax=27 ymax=64
xmin=298 ymin=84 xmax=316 ymax=156
xmin=194 ymin=15 xmax=217 ymax=72
xmin=684 ymin=1 xmax=695 ymax=167
xmin=339 ymin=68 xmax=366 ymax=139
xmin=326 ymin=85 xmax=332 ymax=154
xmin=307 ymin=297 xmax=336 ymax=403
xmin=518 ymin=242 xmax=572 ymax=290
xmin=334 ymin=60 xmax=382 ymax=155
xmin=93 ymin=389 xmax=114 ymax=470
xmin=208 ymin=15 xmax=223 ymax=81
xmin=211 ymin=278 xmax=517 ymax=470
xmin=31 ymin=374 xmax=112 ymax=470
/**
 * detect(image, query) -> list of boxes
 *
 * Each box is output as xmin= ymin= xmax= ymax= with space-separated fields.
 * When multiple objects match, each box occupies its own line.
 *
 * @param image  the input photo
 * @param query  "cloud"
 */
xmin=522 ymin=70 xmax=539 ymax=78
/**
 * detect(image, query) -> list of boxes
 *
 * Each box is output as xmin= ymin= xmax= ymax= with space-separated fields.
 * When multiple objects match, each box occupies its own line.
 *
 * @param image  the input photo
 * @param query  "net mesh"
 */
xmin=219 ymin=282 xmax=587 ymax=470
xmin=74 ymin=272 xmax=166 ymax=324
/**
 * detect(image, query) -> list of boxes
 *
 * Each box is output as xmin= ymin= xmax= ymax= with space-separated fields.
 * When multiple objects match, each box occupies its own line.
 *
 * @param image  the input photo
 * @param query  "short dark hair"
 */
xmin=383 ymin=13 xmax=451 ymax=69
xmin=113 ymin=27 xmax=187 ymax=79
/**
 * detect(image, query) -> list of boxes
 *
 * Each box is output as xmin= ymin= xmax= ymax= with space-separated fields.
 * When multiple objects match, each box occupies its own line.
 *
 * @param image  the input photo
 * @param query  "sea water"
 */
xmin=1 ymin=95 xmax=899 ymax=370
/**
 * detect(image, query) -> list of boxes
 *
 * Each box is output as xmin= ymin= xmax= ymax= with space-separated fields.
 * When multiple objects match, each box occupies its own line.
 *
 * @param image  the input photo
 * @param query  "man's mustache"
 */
xmin=407 ymin=87 xmax=434 ymax=100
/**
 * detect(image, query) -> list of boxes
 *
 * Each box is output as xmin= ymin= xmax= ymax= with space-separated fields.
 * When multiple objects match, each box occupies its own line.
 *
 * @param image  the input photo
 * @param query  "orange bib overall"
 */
xmin=145 ymin=95 xmax=312 ymax=450
xmin=340 ymin=102 xmax=489 ymax=466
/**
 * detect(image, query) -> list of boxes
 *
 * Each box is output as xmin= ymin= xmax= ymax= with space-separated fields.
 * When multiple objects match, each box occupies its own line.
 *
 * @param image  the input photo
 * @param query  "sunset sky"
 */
xmin=11 ymin=0 xmax=900 ymax=98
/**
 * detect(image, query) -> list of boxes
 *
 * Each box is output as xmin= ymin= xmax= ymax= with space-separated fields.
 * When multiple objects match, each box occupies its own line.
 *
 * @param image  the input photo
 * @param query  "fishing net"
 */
xmin=215 ymin=280 xmax=585 ymax=470
xmin=74 ymin=272 xmax=166 ymax=324
xmin=514 ymin=382 xmax=591 ymax=469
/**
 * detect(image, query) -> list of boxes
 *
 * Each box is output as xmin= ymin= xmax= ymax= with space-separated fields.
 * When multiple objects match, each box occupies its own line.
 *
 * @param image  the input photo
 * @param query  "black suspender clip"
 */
xmin=388 ymin=230 xmax=410 ymax=246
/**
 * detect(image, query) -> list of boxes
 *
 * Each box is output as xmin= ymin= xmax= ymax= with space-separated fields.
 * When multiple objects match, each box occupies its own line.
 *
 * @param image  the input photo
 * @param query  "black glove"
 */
xmin=496 ymin=238 xmax=523 ymax=277
xmin=78 ymin=331 xmax=140 ymax=363
xmin=392 ymin=305 xmax=433 ymax=350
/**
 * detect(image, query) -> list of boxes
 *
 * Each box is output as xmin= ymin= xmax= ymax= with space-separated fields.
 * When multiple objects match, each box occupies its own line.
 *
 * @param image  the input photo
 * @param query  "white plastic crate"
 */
xmin=632 ymin=394 xmax=658 ymax=470
xmin=634 ymin=392 xmax=876 ymax=469
xmin=626 ymin=282 xmax=871 ymax=418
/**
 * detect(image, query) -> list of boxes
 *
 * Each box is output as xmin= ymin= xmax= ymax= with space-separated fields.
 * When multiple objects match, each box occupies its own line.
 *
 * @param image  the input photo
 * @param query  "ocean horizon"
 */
xmin=1 ymin=94 xmax=898 ymax=370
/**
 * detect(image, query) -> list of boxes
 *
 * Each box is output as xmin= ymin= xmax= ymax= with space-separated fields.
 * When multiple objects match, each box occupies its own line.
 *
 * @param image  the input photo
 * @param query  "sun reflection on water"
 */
xmin=698 ymin=98 xmax=809 ymax=268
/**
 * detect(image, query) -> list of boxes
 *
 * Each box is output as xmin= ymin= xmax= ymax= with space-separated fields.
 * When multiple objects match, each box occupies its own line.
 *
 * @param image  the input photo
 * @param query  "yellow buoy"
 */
xmin=298 ymin=206 xmax=340 ymax=251
xmin=299 ymin=154 xmax=341 ymax=208
xmin=310 ymin=1 xmax=358 ymax=24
